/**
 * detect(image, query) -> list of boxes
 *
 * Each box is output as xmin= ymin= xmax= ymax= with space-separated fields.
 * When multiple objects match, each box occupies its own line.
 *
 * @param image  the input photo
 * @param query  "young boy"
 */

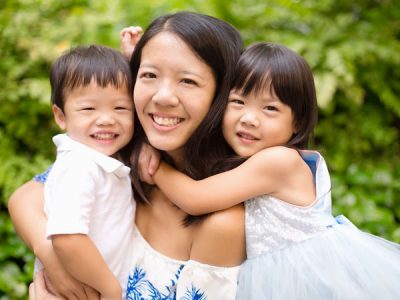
xmin=34 ymin=45 xmax=136 ymax=299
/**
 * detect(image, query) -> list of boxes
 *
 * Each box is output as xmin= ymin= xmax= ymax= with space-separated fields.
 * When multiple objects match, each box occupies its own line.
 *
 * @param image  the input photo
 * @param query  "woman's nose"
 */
xmin=152 ymin=82 xmax=179 ymax=107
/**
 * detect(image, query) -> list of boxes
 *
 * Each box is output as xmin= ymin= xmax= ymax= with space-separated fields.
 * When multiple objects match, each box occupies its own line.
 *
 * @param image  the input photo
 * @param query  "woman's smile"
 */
xmin=134 ymin=32 xmax=216 ymax=154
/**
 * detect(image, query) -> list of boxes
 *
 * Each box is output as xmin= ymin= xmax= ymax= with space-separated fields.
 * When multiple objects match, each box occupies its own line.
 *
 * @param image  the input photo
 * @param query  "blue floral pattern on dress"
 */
xmin=33 ymin=166 xmax=52 ymax=183
xmin=179 ymin=286 xmax=206 ymax=300
xmin=126 ymin=265 xmax=207 ymax=300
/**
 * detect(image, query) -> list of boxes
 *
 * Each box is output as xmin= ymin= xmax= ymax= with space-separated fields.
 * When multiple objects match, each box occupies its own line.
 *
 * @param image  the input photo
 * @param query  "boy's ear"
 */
xmin=52 ymin=105 xmax=67 ymax=130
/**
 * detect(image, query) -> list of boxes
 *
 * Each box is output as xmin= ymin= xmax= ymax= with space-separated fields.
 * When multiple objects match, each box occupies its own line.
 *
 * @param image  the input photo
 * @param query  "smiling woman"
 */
xmin=134 ymin=31 xmax=216 ymax=153
xmin=125 ymin=12 xmax=245 ymax=299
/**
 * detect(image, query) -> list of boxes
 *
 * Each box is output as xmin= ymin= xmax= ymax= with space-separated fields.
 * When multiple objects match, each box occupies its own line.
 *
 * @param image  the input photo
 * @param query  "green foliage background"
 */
xmin=1 ymin=0 xmax=399 ymax=298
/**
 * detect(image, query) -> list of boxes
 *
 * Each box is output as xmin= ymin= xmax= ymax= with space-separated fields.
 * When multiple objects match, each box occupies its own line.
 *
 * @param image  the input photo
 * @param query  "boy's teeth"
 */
xmin=153 ymin=115 xmax=182 ymax=126
xmin=93 ymin=133 xmax=116 ymax=139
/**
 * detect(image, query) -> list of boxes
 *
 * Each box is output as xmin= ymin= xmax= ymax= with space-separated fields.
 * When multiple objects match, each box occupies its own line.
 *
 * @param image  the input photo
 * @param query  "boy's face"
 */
xmin=53 ymin=81 xmax=134 ymax=157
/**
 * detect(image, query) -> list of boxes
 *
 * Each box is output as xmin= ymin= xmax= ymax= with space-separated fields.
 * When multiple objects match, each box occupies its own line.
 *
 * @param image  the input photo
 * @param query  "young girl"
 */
xmin=140 ymin=42 xmax=400 ymax=299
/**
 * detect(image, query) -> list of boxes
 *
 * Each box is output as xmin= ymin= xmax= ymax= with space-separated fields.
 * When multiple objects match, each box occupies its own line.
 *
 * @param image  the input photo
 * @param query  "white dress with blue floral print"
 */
xmin=126 ymin=226 xmax=239 ymax=300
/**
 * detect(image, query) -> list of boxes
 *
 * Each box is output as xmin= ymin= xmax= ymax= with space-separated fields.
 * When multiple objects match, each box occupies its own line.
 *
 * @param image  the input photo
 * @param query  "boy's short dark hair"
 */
xmin=50 ymin=45 xmax=133 ymax=111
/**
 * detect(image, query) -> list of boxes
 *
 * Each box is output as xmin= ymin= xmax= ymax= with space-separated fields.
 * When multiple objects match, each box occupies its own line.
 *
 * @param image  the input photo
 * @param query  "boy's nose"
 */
xmin=96 ymin=114 xmax=116 ymax=126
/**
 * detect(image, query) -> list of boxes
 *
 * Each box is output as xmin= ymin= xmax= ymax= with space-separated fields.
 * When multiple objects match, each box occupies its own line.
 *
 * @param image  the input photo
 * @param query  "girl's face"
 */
xmin=134 ymin=32 xmax=216 ymax=162
xmin=222 ymin=86 xmax=295 ymax=158
xmin=53 ymin=81 xmax=134 ymax=157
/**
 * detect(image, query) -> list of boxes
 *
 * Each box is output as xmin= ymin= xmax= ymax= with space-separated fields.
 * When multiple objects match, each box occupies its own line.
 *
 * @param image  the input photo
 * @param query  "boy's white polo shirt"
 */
xmin=44 ymin=133 xmax=135 ymax=290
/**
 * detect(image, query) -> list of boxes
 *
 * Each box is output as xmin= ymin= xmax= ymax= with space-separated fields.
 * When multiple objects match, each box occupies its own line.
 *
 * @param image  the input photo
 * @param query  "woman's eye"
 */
xmin=181 ymin=78 xmax=197 ymax=85
xmin=140 ymin=72 xmax=156 ymax=79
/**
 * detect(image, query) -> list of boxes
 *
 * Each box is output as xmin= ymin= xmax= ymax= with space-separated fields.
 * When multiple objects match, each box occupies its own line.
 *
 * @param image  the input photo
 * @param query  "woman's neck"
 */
xmin=166 ymin=148 xmax=184 ymax=169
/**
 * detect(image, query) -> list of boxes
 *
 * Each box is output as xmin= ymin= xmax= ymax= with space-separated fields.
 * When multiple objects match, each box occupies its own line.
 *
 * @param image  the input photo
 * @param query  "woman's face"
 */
xmin=134 ymin=32 xmax=216 ymax=161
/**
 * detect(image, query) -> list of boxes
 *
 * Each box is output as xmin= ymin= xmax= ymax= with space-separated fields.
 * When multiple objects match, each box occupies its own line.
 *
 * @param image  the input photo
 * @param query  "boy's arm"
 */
xmin=153 ymin=147 xmax=299 ymax=215
xmin=52 ymin=234 xmax=121 ymax=300
xmin=7 ymin=181 xmax=98 ymax=299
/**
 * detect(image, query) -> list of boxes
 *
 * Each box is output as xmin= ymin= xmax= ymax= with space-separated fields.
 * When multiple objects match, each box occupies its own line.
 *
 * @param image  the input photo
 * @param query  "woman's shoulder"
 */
xmin=190 ymin=204 xmax=245 ymax=267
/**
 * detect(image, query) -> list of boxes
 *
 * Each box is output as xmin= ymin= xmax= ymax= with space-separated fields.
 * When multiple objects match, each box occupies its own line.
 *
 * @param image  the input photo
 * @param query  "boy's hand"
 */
xmin=30 ymin=270 xmax=100 ymax=300
xmin=41 ymin=255 xmax=99 ymax=299
xmin=138 ymin=143 xmax=160 ymax=185
xmin=120 ymin=26 xmax=143 ymax=59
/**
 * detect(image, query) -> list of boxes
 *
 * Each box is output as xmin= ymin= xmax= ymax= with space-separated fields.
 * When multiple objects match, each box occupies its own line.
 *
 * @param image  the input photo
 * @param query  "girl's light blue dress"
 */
xmin=237 ymin=151 xmax=400 ymax=299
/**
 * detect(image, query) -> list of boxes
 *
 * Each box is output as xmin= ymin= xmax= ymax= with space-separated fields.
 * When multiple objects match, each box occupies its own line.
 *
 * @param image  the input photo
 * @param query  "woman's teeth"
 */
xmin=153 ymin=115 xmax=182 ymax=126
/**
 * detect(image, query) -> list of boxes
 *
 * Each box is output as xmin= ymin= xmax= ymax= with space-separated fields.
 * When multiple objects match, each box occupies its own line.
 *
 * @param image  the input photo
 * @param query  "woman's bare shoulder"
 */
xmin=190 ymin=204 xmax=246 ymax=267
xmin=8 ymin=180 xmax=44 ymax=206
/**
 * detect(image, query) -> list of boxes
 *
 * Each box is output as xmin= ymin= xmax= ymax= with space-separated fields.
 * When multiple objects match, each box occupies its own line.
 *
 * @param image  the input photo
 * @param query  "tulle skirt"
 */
xmin=237 ymin=217 xmax=400 ymax=300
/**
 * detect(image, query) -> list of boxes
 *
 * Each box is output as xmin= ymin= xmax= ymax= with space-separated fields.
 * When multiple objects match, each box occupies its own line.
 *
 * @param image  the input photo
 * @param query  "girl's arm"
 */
xmin=52 ymin=234 xmax=121 ymax=299
xmin=153 ymin=146 xmax=311 ymax=215
xmin=7 ymin=181 xmax=99 ymax=299
xmin=120 ymin=26 xmax=142 ymax=59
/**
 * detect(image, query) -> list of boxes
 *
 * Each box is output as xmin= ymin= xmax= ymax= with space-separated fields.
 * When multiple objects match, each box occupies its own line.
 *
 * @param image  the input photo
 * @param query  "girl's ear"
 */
xmin=52 ymin=105 xmax=67 ymax=130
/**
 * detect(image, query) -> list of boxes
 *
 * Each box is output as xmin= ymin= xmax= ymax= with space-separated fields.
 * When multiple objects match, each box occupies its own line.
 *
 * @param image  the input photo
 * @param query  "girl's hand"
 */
xmin=38 ymin=268 xmax=100 ymax=299
xmin=120 ymin=26 xmax=142 ymax=59
xmin=138 ymin=143 xmax=160 ymax=185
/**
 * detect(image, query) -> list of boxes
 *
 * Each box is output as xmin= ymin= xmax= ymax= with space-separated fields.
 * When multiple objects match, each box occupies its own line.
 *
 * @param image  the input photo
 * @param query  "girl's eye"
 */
xmin=115 ymin=106 xmax=129 ymax=110
xmin=181 ymin=78 xmax=197 ymax=85
xmin=229 ymin=99 xmax=244 ymax=105
xmin=81 ymin=107 xmax=95 ymax=111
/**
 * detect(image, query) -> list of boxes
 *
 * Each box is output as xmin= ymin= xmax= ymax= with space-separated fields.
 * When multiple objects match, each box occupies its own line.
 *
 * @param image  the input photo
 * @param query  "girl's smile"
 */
xmin=223 ymin=88 xmax=295 ymax=158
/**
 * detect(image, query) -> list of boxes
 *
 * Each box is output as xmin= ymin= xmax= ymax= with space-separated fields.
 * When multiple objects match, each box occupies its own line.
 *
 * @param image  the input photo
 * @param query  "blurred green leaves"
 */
xmin=1 ymin=0 xmax=399 ymax=298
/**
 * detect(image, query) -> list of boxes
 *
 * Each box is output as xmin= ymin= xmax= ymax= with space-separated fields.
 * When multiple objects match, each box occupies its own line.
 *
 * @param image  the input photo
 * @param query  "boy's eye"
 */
xmin=115 ymin=106 xmax=130 ymax=111
xmin=81 ymin=107 xmax=95 ymax=111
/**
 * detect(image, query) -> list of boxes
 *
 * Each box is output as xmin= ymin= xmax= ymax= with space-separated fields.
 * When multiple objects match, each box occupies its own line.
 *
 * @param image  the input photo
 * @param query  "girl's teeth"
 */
xmin=153 ymin=115 xmax=182 ymax=126
xmin=239 ymin=133 xmax=257 ymax=140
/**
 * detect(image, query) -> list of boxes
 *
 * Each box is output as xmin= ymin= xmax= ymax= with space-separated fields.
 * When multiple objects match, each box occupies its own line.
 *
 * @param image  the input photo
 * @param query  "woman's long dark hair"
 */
xmin=127 ymin=12 xmax=243 ymax=224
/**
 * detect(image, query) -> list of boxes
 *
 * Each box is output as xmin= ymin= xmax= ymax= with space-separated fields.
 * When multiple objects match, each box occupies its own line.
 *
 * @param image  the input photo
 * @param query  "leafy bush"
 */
xmin=1 ymin=0 xmax=399 ymax=297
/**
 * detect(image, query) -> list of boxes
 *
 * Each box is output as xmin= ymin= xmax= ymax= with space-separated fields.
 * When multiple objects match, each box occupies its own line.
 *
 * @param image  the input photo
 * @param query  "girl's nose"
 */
xmin=240 ymin=111 xmax=260 ymax=127
xmin=152 ymin=82 xmax=179 ymax=107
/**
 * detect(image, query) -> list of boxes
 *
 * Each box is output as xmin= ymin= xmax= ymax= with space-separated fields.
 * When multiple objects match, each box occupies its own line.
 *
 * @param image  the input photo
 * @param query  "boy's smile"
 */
xmin=52 ymin=81 xmax=134 ymax=157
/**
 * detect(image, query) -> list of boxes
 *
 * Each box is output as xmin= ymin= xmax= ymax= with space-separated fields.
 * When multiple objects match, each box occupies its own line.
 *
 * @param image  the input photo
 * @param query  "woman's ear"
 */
xmin=52 ymin=105 xmax=67 ymax=130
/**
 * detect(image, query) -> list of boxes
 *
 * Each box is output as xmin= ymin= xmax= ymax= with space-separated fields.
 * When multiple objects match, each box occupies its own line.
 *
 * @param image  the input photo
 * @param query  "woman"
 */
xmin=8 ymin=12 xmax=245 ymax=299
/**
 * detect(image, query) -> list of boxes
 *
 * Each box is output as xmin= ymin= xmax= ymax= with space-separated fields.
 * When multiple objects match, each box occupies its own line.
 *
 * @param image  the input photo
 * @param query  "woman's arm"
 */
xmin=153 ymin=147 xmax=303 ymax=215
xmin=8 ymin=181 xmax=99 ymax=299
